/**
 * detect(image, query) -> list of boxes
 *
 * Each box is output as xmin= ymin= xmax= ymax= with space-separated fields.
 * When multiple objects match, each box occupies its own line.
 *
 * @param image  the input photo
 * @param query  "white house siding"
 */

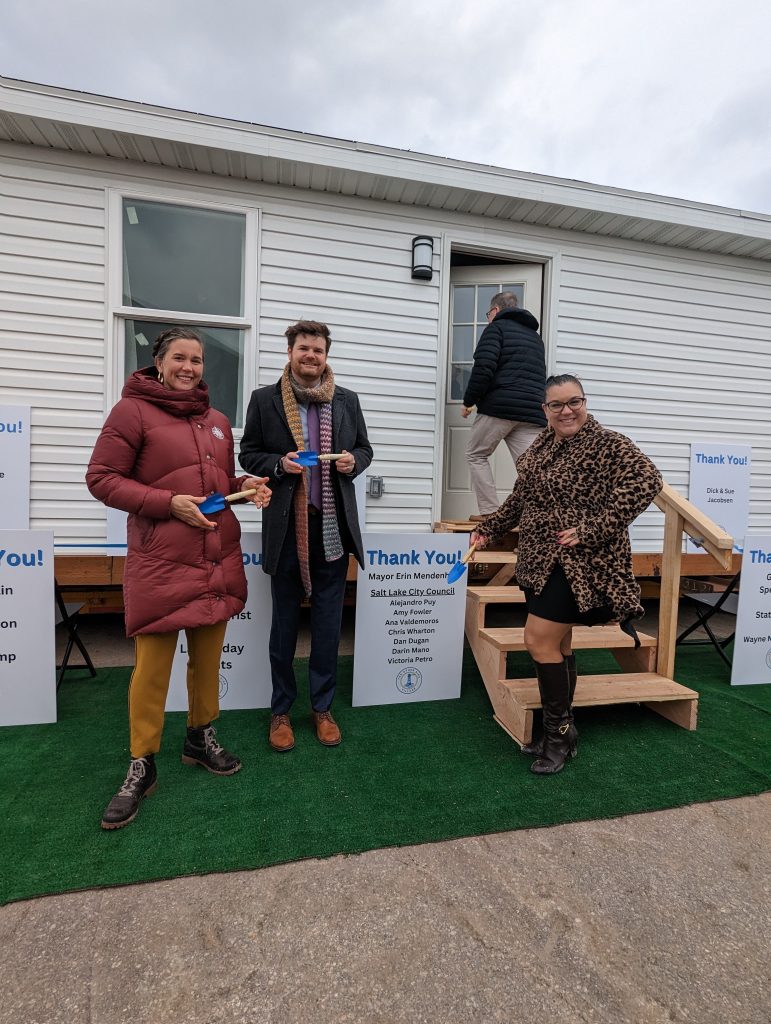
xmin=0 ymin=145 xmax=443 ymax=541
xmin=0 ymin=151 xmax=106 ymax=542
xmin=258 ymin=198 xmax=440 ymax=530
xmin=556 ymin=243 xmax=771 ymax=550
xmin=2 ymin=141 xmax=770 ymax=551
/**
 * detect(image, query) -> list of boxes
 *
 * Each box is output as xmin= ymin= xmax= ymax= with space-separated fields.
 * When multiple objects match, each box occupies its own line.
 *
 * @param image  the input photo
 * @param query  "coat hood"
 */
xmin=121 ymin=366 xmax=211 ymax=418
xmin=495 ymin=307 xmax=540 ymax=332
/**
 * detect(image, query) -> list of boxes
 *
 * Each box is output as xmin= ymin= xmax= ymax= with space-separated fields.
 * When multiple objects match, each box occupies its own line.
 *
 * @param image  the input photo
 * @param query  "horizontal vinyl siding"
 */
xmin=1 ymin=147 xmax=445 ymax=539
xmin=4 ymin=141 xmax=771 ymax=547
xmin=556 ymin=247 xmax=771 ymax=550
xmin=0 ymin=160 xmax=106 ymax=542
xmin=259 ymin=205 xmax=440 ymax=529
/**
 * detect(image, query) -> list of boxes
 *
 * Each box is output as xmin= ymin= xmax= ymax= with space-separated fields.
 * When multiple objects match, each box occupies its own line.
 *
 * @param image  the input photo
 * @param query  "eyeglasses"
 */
xmin=544 ymin=396 xmax=586 ymax=413
xmin=486 ymin=308 xmax=497 ymax=320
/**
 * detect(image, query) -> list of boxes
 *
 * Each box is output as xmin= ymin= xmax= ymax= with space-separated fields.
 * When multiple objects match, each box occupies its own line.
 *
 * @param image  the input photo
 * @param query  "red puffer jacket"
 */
xmin=86 ymin=368 xmax=247 ymax=636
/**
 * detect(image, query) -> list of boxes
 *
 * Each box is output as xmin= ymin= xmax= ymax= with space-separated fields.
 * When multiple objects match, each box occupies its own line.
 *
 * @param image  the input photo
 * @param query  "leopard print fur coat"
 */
xmin=476 ymin=414 xmax=663 ymax=621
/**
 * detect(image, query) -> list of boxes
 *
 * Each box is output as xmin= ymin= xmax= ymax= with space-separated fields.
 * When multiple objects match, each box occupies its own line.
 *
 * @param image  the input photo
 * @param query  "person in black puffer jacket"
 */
xmin=462 ymin=291 xmax=547 ymax=517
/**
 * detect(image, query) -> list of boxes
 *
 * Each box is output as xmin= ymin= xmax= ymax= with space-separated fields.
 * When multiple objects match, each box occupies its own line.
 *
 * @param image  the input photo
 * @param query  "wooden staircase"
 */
xmin=453 ymin=483 xmax=734 ymax=746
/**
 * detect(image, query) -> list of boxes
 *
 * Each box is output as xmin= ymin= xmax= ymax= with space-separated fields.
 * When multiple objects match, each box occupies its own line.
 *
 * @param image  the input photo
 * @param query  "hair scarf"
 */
xmin=280 ymin=364 xmax=344 ymax=597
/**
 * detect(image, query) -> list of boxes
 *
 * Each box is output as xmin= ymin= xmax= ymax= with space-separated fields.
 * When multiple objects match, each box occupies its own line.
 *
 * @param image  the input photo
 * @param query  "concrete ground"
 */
xmin=2 ymin=604 xmax=767 ymax=1024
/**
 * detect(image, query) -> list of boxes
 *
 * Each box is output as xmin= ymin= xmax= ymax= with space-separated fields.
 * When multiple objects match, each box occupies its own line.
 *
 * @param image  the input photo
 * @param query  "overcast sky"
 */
xmin=2 ymin=0 xmax=770 ymax=213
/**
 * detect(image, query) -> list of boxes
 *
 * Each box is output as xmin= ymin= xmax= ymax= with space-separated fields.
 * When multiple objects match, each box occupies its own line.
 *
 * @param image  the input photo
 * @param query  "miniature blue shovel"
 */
xmin=295 ymin=451 xmax=346 ymax=467
xmin=198 ymin=487 xmax=257 ymax=515
xmin=446 ymin=542 xmax=479 ymax=585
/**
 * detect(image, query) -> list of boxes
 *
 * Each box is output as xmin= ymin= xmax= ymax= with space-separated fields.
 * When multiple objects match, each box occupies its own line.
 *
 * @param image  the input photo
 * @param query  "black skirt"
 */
xmin=523 ymin=563 xmax=614 ymax=626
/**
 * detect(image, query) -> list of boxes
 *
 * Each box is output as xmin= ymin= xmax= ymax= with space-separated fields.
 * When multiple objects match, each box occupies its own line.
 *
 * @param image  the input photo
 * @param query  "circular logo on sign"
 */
xmin=211 ymin=425 xmax=225 ymax=440
xmin=396 ymin=667 xmax=423 ymax=695
xmin=766 ymin=649 xmax=771 ymax=671
xmin=219 ymin=673 xmax=229 ymax=699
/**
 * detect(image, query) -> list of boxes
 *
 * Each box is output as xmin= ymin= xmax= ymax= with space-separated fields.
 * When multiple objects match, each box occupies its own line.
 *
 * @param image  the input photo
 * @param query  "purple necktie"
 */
xmin=307 ymin=403 xmax=322 ymax=510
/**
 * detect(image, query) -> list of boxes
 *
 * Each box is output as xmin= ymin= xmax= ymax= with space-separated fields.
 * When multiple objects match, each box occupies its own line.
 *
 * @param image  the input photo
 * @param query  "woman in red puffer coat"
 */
xmin=87 ymin=327 xmax=271 ymax=831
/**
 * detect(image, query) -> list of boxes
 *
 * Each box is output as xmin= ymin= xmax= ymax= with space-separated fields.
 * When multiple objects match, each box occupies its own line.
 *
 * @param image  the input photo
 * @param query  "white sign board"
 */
xmin=166 ymin=532 xmax=272 ymax=711
xmin=731 ymin=537 xmax=771 ymax=686
xmin=687 ymin=443 xmax=751 ymax=553
xmin=354 ymin=471 xmax=366 ymax=529
xmin=105 ymin=506 xmax=128 ymax=547
xmin=0 ymin=530 xmax=56 ymax=725
xmin=352 ymin=532 xmax=467 ymax=707
xmin=0 ymin=406 xmax=31 ymax=530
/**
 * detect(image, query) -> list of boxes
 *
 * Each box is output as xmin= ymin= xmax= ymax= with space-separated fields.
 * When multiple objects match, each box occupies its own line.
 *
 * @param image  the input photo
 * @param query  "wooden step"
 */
xmin=499 ymin=672 xmax=696 ymax=708
xmin=435 ymin=520 xmax=519 ymax=536
xmin=468 ymin=585 xmax=526 ymax=604
xmin=469 ymin=551 xmax=517 ymax=564
xmin=491 ymin=671 xmax=698 ymax=739
xmin=479 ymin=624 xmax=656 ymax=652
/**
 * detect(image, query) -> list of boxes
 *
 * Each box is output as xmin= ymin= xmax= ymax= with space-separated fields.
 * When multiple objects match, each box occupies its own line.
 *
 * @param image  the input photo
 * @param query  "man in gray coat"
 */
xmin=240 ymin=320 xmax=373 ymax=752
xmin=462 ymin=291 xmax=547 ymax=517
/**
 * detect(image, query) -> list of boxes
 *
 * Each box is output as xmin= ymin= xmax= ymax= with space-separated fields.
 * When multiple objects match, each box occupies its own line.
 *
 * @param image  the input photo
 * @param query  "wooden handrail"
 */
xmin=653 ymin=482 xmax=733 ymax=566
xmin=654 ymin=480 xmax=735 ymax=678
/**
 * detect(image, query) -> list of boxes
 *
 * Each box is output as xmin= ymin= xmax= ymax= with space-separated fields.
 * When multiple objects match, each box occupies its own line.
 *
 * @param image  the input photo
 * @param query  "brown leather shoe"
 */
xmin=269 ymin=714 xmax=295 ymax=752
xmin=312 ymin=710 xmax=341 ymax=746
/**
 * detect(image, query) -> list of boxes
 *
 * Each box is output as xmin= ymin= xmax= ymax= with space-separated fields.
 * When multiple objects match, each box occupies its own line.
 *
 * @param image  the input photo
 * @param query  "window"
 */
xmin=114 ymin=196 xmax=254 ymax=428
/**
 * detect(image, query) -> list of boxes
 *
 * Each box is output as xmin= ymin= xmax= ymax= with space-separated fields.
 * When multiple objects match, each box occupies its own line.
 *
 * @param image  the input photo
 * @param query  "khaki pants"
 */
xmin=466 ymin=413 xmax=542 ymax=514
xmin=128 ymin=621 xmax=227 ymax=758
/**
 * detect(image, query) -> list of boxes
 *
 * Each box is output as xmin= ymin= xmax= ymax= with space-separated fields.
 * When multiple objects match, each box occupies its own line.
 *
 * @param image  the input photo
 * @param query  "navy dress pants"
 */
xmin=269 ymin=510 xmax=348 ymax=715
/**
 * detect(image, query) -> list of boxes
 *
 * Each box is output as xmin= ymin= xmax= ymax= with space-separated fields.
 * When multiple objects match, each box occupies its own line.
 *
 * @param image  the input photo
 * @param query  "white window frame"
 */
xmin=105 ymin=187 xmax=260 ymax=431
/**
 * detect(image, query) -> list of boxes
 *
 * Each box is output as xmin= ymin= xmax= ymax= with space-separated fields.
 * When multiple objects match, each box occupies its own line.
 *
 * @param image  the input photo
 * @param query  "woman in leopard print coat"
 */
xmin=471 ymin=374 xmax=662 ymax=776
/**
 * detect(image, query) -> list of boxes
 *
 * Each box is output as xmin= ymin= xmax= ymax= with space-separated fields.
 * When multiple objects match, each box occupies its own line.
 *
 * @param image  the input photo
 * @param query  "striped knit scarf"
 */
xmin=281 ymin=364 xmax=344 ymax=597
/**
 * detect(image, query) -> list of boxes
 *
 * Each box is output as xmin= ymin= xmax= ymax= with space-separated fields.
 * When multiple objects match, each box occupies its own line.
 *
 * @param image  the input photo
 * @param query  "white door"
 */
xmin=442 ymin=264 xmax=544 ymax=521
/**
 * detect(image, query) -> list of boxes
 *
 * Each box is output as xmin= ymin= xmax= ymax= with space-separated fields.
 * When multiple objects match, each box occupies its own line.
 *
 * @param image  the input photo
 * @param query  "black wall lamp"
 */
xmin=411 ymin=235 xmax=434 ymax=280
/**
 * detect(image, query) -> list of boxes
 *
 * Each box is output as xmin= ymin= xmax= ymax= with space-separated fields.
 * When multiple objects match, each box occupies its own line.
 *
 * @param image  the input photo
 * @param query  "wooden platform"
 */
xmin=464 ymin=554 xmax=701 ymax=745
xmin=479 ymin=623 xmax=655 ymax=652
xmin=501 ymin=673 xmax=697 ymax=711
xmin=492 ymin=673 xmax=698 ymax=744
xmin=467 ymin=585 xmax=526 ymax=604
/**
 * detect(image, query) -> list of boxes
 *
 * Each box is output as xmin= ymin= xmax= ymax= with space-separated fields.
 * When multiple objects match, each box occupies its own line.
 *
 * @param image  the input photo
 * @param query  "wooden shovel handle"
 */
xmin=223 ymin=488 xmax=257 ymax=504
xmin=461 ymin=541 xmax=479 ymax=565
xmin=317 ymin=453 xmax=346 ymax=461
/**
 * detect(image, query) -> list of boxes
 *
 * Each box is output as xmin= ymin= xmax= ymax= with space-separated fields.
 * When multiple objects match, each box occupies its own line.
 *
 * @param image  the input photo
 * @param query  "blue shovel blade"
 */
xmin=295 ymin=450 xmax=320 ymax=467
xmin=446 ymin=561 xmax=468 ymax=585
xmin=198 ymin=492 xmax=227 ymax=514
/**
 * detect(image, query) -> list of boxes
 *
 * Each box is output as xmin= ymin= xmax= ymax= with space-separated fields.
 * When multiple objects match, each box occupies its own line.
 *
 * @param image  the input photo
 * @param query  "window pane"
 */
xmin=476 ymin=285 xmax=499 ymax=320
xmin=452 ymin=325 xmax=474 ymax=362
xmin=124 ymin=320 xmax=245 ymax=428
xmin=452 ymin=285 xmax=474 ymax=323
xmin=502 ymin=284 xmax=525 ymax=306
xmin=450 ymin=363 xmax=472 ymax=400
xmin=122 ymin=200 xmax=245 ymax=316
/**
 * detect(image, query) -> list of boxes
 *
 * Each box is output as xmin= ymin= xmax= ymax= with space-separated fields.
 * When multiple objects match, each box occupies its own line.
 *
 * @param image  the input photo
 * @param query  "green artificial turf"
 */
xmin=1 ymin=647 xmax=769 ymax=905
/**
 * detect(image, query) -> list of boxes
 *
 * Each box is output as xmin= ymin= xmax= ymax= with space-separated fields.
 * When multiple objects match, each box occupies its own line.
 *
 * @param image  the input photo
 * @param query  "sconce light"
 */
xmin=411 ymin=235 xmax=434 ymax=281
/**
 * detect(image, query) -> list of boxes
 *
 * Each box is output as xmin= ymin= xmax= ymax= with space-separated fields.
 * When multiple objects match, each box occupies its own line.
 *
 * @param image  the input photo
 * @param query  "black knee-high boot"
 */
xmin=530 ymin=659 xmax=578 ymax=775
xmin=521 ymin=654 xmax=578 ymax=756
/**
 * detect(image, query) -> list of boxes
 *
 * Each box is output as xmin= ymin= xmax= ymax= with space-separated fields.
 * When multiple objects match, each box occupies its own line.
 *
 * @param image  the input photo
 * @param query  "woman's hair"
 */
xmin=545 ymin=373 xmax=584 ymax=398
xmin=152 ymin=327 xmax=204 ymax=362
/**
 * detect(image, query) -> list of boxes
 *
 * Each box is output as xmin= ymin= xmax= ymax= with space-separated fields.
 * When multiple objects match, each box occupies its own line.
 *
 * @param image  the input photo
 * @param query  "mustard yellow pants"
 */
xmin=128 ymin=621 xmax=227 ymax=758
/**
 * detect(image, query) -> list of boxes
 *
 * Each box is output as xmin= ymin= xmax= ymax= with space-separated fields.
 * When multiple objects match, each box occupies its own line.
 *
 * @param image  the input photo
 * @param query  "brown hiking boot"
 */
xmin=269 ymin=714 xmax=295 ymax=752
xmin=312 ymin=710 xmax=341 ymax=746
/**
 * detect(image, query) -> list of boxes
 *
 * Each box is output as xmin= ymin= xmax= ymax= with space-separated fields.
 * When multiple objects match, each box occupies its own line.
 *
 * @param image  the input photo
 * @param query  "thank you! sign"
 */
xmin=731 ymin=538 xmax=771 ymax=686
xmin=166 ymin=532 xmax=272 ymax=711
xmin=0 ymin=530 xmax=56 ymax=726
xmin=687 ymin=442 xmax=750 ymax=553
xmin=0 ymin=405 xmax=31 ymax=529
xmin=352 ymin=533 xmax=467 ymax=706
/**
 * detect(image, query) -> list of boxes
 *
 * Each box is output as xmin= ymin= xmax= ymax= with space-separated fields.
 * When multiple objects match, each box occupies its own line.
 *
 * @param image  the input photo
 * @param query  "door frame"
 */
xmin=432 ymin=235 xmax=562 ymax=524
